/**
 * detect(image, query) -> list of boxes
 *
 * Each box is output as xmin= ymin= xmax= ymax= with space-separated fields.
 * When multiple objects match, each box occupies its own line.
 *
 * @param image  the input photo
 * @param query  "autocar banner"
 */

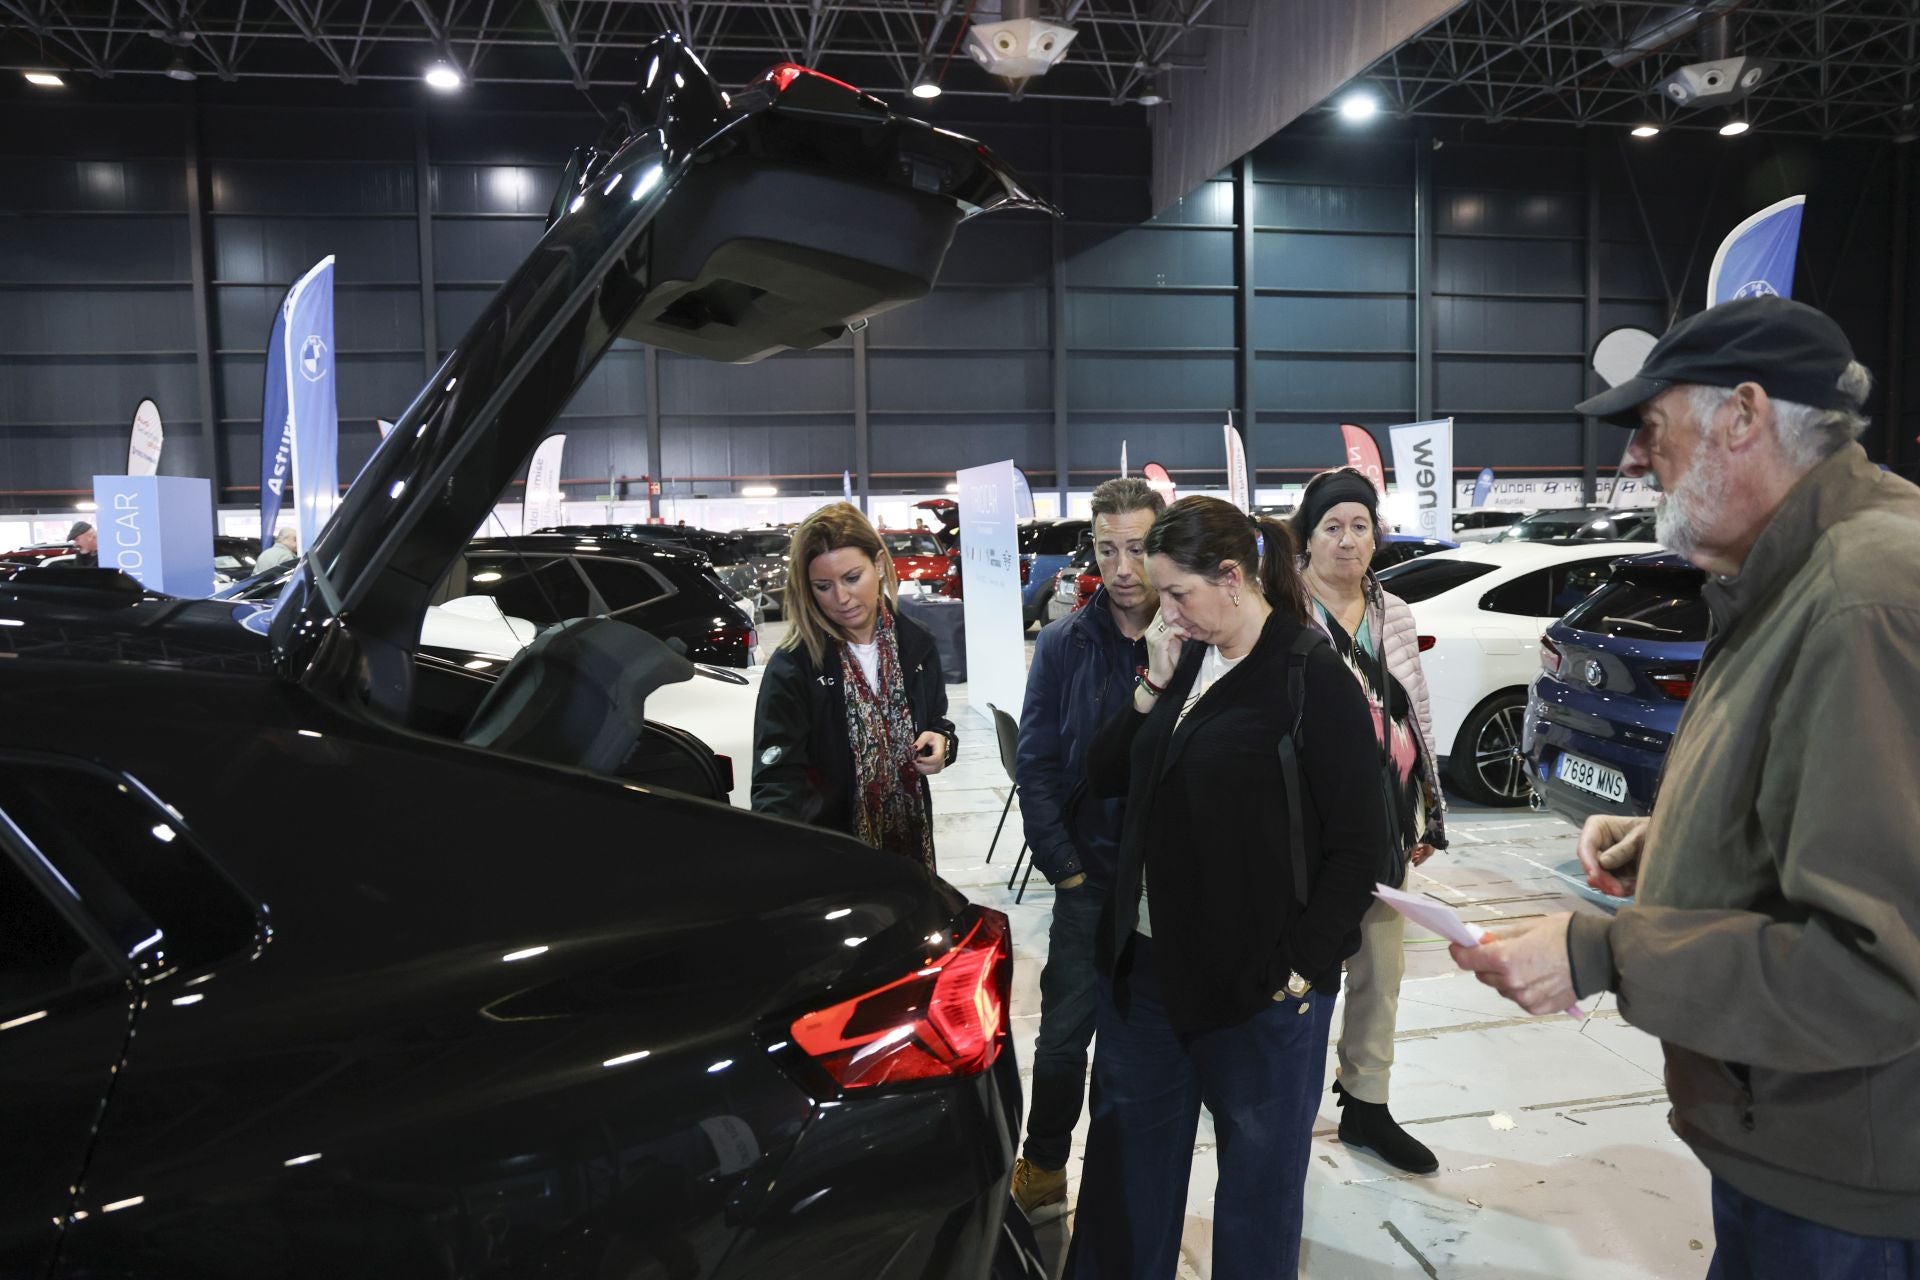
xmin=259 ymin=307 xmax=293 ymax=548
xmin=1223 ymin=413 xmax=1250 ymax=514
xmin=282 ymin=256 xmax=340 ymax=551
xmin=1338 ymin=423 xmax=1387 ymax=495
xmin=524 ymin=434 xmax=567 ymax=534
xmin=1707 ymin=194 xmax=1805 ymax=307
xmin=1388 ymin=418 xmax=1453 ymax=541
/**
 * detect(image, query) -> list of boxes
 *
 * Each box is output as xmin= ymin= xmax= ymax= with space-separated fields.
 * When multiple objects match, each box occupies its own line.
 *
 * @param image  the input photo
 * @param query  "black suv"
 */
xmin=0 ymin=38 xmax=1052 ymax=1280
xmin=454 ymin=534 xmax=758 ymax=667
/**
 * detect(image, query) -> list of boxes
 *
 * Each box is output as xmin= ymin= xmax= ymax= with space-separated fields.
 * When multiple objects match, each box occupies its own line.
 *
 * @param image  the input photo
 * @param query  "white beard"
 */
xmin=1653 ymin=444 xmax=1725 ymax=559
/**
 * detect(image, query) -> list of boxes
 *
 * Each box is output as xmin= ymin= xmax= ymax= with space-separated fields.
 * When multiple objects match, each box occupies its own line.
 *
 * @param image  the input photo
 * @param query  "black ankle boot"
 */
xmin=1333 ymin=1080 xmax=1439 ymax=1174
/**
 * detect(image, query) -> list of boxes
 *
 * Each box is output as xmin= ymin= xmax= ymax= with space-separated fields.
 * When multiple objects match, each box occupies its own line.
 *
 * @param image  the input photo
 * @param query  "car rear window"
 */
xmin=884 ymin=532 xmax=942 ymax=556
xmin=1562 ymin=571 xmax=1710 ymax=641
xmin=1375 ymin=557 xmax=1497 ymax=603
xmin=1029 ymin=524 xmax=1087 ymax=556
xmin=462 ymin=556 xmax=591 ymax=622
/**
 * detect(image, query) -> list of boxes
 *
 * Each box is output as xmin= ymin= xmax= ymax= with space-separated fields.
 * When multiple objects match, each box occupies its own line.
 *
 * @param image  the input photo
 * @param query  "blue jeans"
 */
xmin=1065 ymin=934 xmax=1335 ymax=1280
xmin=1708 ymin=1178 xmax=1920 ymax=1279
xmin=1023 ymin=881 xmax=1105 ymax=1171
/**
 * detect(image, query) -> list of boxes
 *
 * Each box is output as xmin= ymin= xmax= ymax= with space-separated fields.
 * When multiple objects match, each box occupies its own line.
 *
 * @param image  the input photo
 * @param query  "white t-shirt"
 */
xmin=1140 ymin=644 xmax=1246 ymax=938
xmin=847 ymin=639 xmax=880 ymax=691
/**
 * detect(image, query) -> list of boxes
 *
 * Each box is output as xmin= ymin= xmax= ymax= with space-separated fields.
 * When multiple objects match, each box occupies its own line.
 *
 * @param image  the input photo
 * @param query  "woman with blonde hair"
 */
xmin=752 ymin=502 xmax=956 ymax=869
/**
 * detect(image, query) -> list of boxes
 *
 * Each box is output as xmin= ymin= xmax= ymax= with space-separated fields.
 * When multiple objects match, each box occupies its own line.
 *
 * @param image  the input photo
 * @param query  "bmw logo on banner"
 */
xmin=300 ymin=334 xmax=330 ymax=381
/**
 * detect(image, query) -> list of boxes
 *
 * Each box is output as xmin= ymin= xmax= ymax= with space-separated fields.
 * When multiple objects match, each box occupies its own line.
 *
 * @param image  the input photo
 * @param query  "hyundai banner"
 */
xmin=282 ymin=256 xmax=340 ymax=550
xmin=127 ymin=399 xmax=164 ymax=477
xmin=1707 ymin=194 xmax=1805 ymax=307
xmin=1223 ymin=413 xmax=1251 ymax=514
xmin=1388 ymin=418 xmax=1453 ymax=541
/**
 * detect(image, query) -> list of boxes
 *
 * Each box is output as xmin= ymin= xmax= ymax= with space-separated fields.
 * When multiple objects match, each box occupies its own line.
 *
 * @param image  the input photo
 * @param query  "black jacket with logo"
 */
xmin=751 ymin=610 xmax=956 ymax=842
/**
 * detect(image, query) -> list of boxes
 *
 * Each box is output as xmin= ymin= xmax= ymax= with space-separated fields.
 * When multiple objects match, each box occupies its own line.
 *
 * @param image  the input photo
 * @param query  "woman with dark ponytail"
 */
xmin=1065 ymin=495 xmax=1389 ymax=1280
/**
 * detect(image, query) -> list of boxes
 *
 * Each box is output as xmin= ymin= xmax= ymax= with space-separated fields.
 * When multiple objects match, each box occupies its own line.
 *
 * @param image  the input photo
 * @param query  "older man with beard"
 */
xmin=1453 ymin=296 xmax=1920 ymax=1276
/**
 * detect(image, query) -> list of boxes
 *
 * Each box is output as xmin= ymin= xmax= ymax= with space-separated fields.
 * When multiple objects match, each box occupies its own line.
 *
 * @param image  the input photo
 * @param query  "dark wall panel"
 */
xmin=868 ymin=288 xmax=1048 ymax=350
xmin=870 ymin=414 xmax=1051 ymax=477
xmin=11 ymin=157 xmax=186 ymax=211
xmin=1255 ymin=231 xmax=1412 ymax=292
xmin=871 ymin=353 xmax=1049 ymax=413
xmin=212 ymin=217 xmax=417 ymax=283
xmin=1435 ymin=358 xmax=1585 ymax=412
xmin=1 ymin=217 xmax=189 ymax=282
xmin=1255 ymin=183 xmax=1410 ymax=233
xmin=1256 ymin=354 xmax=1413 ymax=415
xmin=1435 ymin=298 xmax=1583 ymax=354
xmin=216 ymin=285 xmax=422 ymax=353
xmin=1067 ymin=354 xmax=1233 ymax=412
xmin=1 ymin=290 xmax=197 ymax=354
xmin=661 ymin=350 xmax=852 ymax=416
xmin=1433 ymin=237 xmax=1582 ymax=296
xmin=1063 ymin=226 xmax=1233 ymax=288
xmin=1068 ymin=292 xmax=1232 ymax=349
xmin=433 ymin=219 xmax=545 ymax=283
xmin=1256 ymin=295 xmax=1412 ymax=352
xmin=1 ymin=356 xmax=199 ymax=424
xmin=212 ymin=161 xmax=414 ymax=214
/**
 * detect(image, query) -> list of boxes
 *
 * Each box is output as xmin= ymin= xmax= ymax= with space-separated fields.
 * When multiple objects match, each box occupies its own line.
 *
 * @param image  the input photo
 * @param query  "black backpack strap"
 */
xmin=1279 ymin=628 xmax=1328 ymax=906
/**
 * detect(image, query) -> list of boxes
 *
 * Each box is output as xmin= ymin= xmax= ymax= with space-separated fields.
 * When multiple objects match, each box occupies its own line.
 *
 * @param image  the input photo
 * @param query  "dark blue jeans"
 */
xmin=1065 ymin=934 xmax=1335 ymax=1280
xmin=1707 ymin=1177 xmax=1920 ymax=1279
xmin=1023 ymin=881 xmax=1105 ymax=1170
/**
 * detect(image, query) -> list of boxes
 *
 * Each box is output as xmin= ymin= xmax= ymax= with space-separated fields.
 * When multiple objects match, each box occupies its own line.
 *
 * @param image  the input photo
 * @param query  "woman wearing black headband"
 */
xmin=1290 ymin=466 xmax=1450 ymax=1176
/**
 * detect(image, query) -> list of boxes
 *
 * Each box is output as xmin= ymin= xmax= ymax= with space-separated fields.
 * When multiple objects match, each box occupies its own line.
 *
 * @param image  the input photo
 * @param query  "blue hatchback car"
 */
xmin=1523 ymin=552 xmax=1709 ymax=827
xmin=1020 ymin=518 xmax=1089 ymax=628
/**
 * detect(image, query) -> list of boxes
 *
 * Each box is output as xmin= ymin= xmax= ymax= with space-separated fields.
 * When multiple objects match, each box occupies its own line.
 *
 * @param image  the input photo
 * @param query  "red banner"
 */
xmin=1339 ymin=423 xmax=1387 ymax=496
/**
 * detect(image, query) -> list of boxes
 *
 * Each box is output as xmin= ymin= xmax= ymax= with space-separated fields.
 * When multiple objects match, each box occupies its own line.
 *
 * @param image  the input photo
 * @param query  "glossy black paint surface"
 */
xmin=1 ymin=34 xmax=1051 ymax=1279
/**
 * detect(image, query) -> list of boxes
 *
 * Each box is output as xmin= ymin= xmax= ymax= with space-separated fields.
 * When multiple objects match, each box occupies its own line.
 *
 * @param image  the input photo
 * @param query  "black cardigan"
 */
xmin=751 ymin=611 xmax=956 ymax=839
xmin=1087 ymin=607 xmax=1388 ymax=1033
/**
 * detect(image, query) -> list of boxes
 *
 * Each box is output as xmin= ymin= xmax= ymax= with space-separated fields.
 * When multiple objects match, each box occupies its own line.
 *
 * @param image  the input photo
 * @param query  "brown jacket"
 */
xmin=1569 ymin=444 xmax=1920 ymax=1237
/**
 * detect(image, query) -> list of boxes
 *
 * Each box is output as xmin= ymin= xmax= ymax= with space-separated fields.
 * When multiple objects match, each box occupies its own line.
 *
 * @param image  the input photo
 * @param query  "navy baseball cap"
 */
xmin=1576 ymin=296 xmax=1858 ymax=427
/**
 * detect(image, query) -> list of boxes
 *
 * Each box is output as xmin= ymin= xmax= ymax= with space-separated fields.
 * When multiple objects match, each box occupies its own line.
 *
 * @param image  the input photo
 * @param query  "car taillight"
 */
xmin=1418 ymin=634 xmax=1436 ymax=652
xmin=1020 ymin=559 xmax=1031 ymax=585
xmin=789 ymin=910 xmax=1011 ymax=1090
xmin=1650 ymin=669 xmax=1696 ymax=700
xmin=711 ymin=754 xmax=734 ymax=795
xmin=1541 ymin=636 xmax=1561 ymax=675
xmin=766 ymin=63 xmax=862 ymax=95
xmin=709 ymin=625 xmax=755 ymax=652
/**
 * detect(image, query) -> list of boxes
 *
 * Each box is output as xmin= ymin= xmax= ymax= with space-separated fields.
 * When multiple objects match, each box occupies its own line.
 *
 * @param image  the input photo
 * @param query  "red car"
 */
xmin=885 ymin=528 xmax=960 ymax=598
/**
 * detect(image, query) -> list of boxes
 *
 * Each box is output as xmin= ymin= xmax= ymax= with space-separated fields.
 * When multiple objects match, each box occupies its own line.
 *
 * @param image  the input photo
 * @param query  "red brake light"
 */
xmin=1650 ymin=670 xmax=1696 ymax=700
xmin=766 ymin=63 xmax=862 ymax=96
xmin=1418 ymin=634 xmax=1437 ymax=653
xmin=1541 ymin=636 xmax=1561 ymax=675
xmin=789 ymin=910 xmax=1011 ymax=1090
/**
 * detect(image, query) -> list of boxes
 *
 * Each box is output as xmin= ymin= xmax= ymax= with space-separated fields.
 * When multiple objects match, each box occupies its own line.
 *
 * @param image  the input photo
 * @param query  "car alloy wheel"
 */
xmin=1449 ymin=690 xmax=1532 ymax=806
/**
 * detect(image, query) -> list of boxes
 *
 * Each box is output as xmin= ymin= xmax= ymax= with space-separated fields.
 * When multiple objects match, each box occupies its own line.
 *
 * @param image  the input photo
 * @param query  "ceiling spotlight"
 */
xmin=165 ymin=55 xmax=197 ymax=82
xmin=1338 ymin=91 xmax=1380 ymax=122
xmin=424 ymin=62 xmax=463 ymax=91
xmin=1136 ymin=74 xmax=1167 ymax=107
xmin=1719 ymin=118 xmax=1750 ymax=137
xmin=909 ymin=74 xmax=941 ymax=100
xmin=24 ymin=71 xmax=64 ymax=87
xmin=1631 ymin=124 xmax=1661 ymax=138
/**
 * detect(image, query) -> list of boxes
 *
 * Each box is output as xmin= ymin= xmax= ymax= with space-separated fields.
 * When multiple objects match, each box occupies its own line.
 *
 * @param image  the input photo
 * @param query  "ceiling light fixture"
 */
xmin=1338 ymin=91 xmax=1380 ymax=122
xmin=24 ymin=71 xmax=65 ymax=87
xmin=1719 ymin=117 xmax=1750 ymax=137
xmin=1136 ymin=74 xmax=1167 ymax=107
xmin=165 ymin=55 xmax=196 ymax=82
xmin=741 ymin=484 xmax=779 ymax=498
xmin=424 ymin=62 xmax=463 ymax=91
xmin=910 ymin=74 xmax=942 ymax=100
xmin=1631 ymin=124 xmax=1661 ymax=138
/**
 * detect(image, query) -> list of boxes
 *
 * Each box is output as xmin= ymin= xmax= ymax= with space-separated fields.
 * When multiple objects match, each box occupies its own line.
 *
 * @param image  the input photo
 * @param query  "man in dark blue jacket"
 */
xmin=1010 ymin=477 xmax=1163 ymax=1220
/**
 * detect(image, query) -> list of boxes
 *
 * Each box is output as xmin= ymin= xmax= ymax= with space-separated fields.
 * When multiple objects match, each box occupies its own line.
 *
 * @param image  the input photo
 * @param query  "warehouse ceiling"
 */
xmin=1359 ymin=1 xmax=1920 ymax=141
xmin=0 ymin=0 xmax=1228 ymax=105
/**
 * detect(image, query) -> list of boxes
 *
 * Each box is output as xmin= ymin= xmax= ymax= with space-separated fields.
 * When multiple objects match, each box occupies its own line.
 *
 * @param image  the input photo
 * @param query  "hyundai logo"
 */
xmin=1582 ymin=659 xmax=1605 ymax=688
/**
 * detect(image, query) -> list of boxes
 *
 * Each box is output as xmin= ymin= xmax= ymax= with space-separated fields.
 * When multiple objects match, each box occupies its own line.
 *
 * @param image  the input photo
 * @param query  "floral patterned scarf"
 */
xmin=840 ymin=604 xmax=936 ymax=872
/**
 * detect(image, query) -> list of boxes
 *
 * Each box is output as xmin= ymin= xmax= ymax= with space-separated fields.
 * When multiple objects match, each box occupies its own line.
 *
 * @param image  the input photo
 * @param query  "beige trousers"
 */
xmin=1335 ymin=861 xmax=1407 ymax=1105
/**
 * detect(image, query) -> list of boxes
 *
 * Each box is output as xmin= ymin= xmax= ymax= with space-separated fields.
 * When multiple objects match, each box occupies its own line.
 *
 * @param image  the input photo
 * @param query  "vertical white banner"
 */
xmin=955 ymin=461 xmax=1026 ymax=721
xmin=1223 ymin=413 xmax=1250 ymax=513
xmin=523 ymin=433 xmax=567 ymax=534
xmin=127 ymin=399 xmax=164 ymax=477
xmin=1388 ymin=418 xmax=1454 ymax=541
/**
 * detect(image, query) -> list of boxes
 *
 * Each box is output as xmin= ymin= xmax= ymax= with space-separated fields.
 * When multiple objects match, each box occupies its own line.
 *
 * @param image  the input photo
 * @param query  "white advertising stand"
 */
xmin=955 ymin=461 xmax=1026 ymax=722
xmin=1388 ymin=418 xmax=1454 ymax=540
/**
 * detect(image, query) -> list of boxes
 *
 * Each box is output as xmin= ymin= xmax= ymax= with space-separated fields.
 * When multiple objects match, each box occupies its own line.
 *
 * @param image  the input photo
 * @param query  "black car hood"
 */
xmin=272 ymin=36 xmax=1054 ymax=719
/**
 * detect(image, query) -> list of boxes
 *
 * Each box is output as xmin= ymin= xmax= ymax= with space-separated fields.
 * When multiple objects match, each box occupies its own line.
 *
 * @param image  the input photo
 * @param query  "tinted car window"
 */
xmin=578 ymin=556 xmax=673 ymax=613
xmin=1481 ymin=567 xmax=1552 ymax=616
xmin=464 ymin=556 xmax=591 ymax=621
xmin=0 ymin=852 xmax=94 ymax=1008
xmin=884 ymin=533 xmax=942 ymax=556
xmin=1563 ymin=572 xmax=1711 ymax=640
xmin=1375 ymin=557 xmax=1497 ymax=603
xmin=1549 ymin=558 xmax=1621 ymax=614
xmin=737 ymin=532 xmax=789 ymax=557
xmin=1030 ymin=523 xmax=1087 ymax=556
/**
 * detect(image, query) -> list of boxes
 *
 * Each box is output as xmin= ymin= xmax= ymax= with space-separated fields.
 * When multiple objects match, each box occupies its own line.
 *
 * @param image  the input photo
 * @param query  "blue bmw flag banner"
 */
xmin=259 ymin=308 xmax=292 ymax=549
xmin=1707 ymin=195 xmax=1805 ymax=307
xmin=282 ymin=256 xmax=340 ymax=550
xmin=1472 ymin=467 xmax=1495 ymax=508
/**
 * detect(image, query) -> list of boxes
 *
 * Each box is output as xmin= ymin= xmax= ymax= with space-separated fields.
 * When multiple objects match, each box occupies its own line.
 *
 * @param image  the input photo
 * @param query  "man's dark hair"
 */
xmin=1089 ymin=477 xmax=1166 ymax=521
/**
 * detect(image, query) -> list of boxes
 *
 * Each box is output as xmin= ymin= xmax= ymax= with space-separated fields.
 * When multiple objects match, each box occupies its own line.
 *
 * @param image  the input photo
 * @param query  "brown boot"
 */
xmin=1010 ymin=1156 xmax=1068 ymax=1221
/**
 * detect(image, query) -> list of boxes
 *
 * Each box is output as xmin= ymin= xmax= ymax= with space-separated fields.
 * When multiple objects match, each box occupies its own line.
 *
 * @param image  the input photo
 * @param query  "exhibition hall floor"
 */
xmin=925 ymin=669 xmax=1715 ymax=1280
